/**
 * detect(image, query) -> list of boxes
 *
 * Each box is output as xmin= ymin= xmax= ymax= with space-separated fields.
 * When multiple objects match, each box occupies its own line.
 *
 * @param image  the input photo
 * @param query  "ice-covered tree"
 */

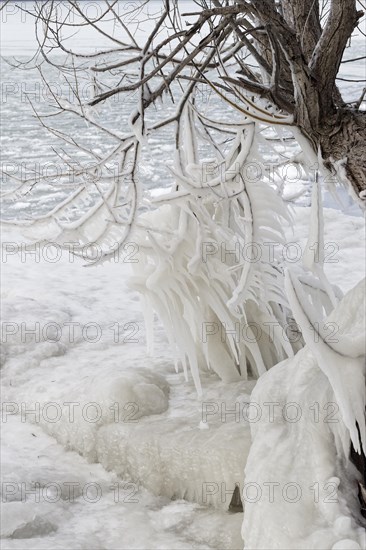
xmin=1 ymin=0 xmax=365 ymax=511
xmin=3 ymin=0 xmax=364 ymax=379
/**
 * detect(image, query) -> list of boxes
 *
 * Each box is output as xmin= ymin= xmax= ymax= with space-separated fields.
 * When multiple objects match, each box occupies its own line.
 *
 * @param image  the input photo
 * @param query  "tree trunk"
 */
xmin=318 ymin=111 xmax=366 ymax=199
xmin=248 ymin=0 xmax=366 ymax=202
xmin=293 ymin=88 xmax=366 ymax=200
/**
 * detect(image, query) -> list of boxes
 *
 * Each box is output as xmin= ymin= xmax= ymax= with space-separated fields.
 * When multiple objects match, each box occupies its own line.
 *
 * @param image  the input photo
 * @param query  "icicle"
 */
xmin=302 ymin=173 xmax=339 ymax=308
xmin=285 ymin=269 xmax=365 ymax=454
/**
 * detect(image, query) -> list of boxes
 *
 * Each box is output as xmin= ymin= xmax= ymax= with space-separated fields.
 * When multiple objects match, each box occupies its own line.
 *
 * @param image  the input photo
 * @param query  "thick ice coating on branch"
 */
xmin=242 ymin=277 xmax=366 ymax=550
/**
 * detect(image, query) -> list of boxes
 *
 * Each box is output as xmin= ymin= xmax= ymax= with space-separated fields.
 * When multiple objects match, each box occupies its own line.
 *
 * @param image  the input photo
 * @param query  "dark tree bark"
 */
xmin=248 ymin=0 xmax=366 ymax=200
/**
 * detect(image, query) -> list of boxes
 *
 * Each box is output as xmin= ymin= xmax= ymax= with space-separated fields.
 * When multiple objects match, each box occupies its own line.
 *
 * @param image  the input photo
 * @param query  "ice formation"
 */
xmin=1 ymin=203 xmax=365 ymax=548
xmin=242 ymin=278 xmax=366 ymax=549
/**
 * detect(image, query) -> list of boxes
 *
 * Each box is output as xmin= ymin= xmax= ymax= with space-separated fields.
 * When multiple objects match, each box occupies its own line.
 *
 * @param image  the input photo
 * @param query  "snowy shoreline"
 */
xmin=1 ymin=205 xmax=365 ymax=548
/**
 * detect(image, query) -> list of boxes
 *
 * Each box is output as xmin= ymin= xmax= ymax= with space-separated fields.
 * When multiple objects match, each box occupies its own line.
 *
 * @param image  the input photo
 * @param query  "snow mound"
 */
xmin=242 ymin=278 xmax=366 ymax=549
xmin=1 ymin=296 xmax=69 ymax=373
xmin=22 ymin=369 xmax=170 ymax=462
xmin=27 ymin=371 xmax=252 ymax=510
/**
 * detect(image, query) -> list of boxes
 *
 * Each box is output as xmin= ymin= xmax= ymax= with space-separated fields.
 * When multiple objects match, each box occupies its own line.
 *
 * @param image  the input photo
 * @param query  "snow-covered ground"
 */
xmin=1 ymin=204 xmax=365 ymax=549
xmin=1 ymin=222 xmax=248 ymax=549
